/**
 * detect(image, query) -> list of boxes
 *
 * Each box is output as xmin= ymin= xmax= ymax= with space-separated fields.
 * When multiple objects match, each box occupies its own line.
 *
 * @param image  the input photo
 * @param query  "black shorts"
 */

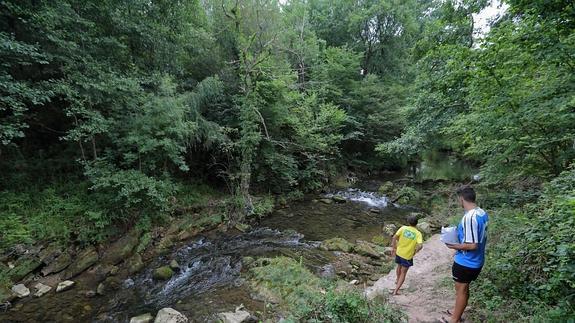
xmin=395 ymin=255 xmax=413 ymax=267
xmin=452 ymin=262 xmax=482 ymax=283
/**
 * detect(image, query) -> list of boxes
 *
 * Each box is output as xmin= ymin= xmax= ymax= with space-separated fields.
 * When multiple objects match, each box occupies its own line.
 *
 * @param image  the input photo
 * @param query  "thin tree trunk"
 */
xmin=91 ymin=136 xmax=97 ymax=159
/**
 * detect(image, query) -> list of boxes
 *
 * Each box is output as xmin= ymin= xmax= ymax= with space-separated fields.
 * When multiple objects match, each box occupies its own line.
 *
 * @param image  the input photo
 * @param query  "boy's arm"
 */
xmin=391 ymin=234 xmax=399 ymax=256
xmin=415 ymin=243 xmax=423 ymax=253
xmin=446 ymin=243 xmax=478 ymax=251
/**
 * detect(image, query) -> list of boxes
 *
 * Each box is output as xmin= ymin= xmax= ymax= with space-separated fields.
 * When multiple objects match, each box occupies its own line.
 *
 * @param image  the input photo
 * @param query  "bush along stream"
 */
xmin=0 ymin=170 xmax=458 ymax=322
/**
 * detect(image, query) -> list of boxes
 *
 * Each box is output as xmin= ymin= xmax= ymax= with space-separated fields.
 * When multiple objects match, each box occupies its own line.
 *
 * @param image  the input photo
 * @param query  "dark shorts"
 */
xmin=452 ymin=262 xmax=482 ymax=283
xmin=395 ymin=255 xmax=413 ymax=268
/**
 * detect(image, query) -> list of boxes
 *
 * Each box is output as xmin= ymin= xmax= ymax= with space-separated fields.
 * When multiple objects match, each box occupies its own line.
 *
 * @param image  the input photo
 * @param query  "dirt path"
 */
xmin=366 ymin=234 xmax=455 ymax=322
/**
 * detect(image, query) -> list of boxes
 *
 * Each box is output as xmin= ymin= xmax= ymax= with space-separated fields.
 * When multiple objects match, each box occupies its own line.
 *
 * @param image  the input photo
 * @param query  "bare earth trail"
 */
xmin=366 ymin=234 xmax=457 ymax=322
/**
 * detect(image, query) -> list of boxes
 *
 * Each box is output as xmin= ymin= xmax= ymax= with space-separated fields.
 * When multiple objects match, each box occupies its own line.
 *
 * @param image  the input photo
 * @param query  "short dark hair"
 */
xmin=407 ymin=214 xmax=418 ymax=226
xmin=456 ymin=185 xmax=476 ymax=203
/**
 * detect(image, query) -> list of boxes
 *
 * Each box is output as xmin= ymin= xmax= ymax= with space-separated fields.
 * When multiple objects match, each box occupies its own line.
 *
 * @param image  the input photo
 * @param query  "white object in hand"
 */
xmin=441 ymin=226 xmax=459 ymax=244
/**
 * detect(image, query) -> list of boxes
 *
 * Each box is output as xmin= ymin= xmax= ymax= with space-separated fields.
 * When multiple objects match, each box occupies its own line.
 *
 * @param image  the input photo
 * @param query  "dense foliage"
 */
xmin=382 ymin=0 xmax=575 ymax=183
xmin=1 ymin=0 xmax=428 ymax=244
xmin=473 ymin=169 xmax=575 ymax=320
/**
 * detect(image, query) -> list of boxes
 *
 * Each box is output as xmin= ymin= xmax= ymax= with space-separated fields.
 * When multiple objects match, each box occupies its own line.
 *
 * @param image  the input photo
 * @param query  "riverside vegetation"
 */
xmin=1 ymin=0 xmax=574 ymax=321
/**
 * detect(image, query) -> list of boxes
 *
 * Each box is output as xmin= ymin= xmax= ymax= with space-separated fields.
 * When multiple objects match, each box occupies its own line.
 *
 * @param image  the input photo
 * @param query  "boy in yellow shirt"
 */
xmin=391 ymin=214 xmax=423 ymax=295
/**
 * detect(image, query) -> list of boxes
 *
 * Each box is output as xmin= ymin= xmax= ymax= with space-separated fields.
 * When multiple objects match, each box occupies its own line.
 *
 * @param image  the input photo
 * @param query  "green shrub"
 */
xmin=395 ymin=186 xmax=421 ymax=205
xmin=252 ymin=195 xmax=275 ymax=218
xmin=83 ymin=160 xmax=177 ymax=218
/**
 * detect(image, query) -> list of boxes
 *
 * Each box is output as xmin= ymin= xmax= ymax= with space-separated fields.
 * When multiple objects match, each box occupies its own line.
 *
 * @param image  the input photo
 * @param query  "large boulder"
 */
xmin=320 ymin=238 xmax=354 ymax=253
xmin=63 ymin=247 xmax=99 ymax=279
xmin=153 ymin=266 xmax=174 ymax=280
xmin=130 ymin=313 xmax=153 ymax=323
xmin=41 ymin=252 xmax=72 ymax=276
xmin=102 ymin=231 xmax=140 ymax=265
xmin=154 ymin=308 xmax=188 ymax=323
xmin=353 ymin=241 xmax=381 ymax=259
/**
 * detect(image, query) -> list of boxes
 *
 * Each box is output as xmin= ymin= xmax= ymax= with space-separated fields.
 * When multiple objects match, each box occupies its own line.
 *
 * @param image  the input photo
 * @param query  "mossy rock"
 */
xmin=136 ymin=232 xmax=152 ymax=253
xmin=371 ymin=235 xmax=389 ymax=247
xmin=332 ymin=176 xmax=351 ymax=189
xmin=378 ymin=181 xmax=395 ymax=195
xmin=125 ymin=253 xmax=144 ymax=275
xmin=242 ymin=256 xmax=255 ymax=269
xmin=320 ymin=238 xmax=354 ymax=253
xmin=102 ymin=231 xmax=140 ymax=265
xmin=383 ymin=224 xmax=398 ymax=236
xmin=153 ymin=266 xmax=174 ymax=280
xmin=0 ymin=285 xmax=15 ymax=303
xmin=101 ymin=276 xmax=122 ymax=293
xmin=416 ymin=222 xmax=432 ymax=235
xmin=8 ymin=256 xmax=42 ymax=282
xmin=38 ymin=245 xmax=62 ymax=265
xmin=332 ymin=195 xmax=347 ymax=203
xmin=156 ymin=236 xmax=175 ymax=255
xmin=353 ymin=241 xmax=381 ymax=259
xmin=63 ymin=247 xmax=99 ymax=279
xmin=319 ymin=198 xmax=333 ymax=204
xmin=41 ymin=252 xmax=72 ymax=276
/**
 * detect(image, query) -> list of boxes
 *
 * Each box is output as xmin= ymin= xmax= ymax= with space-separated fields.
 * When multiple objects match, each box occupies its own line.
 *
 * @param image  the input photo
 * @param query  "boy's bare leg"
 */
xmin=393 ymin=266 xmax=409 ymax=295
xmin=451 ymin=281 xmax=469 ymax=322
xmin=395 ymin=264 xmax=401 ymax=284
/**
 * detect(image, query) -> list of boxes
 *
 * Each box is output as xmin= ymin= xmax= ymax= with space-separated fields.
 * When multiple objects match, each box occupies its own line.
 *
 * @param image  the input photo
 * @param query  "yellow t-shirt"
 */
xmin=395 ymin=225 xmax=423 ymax=260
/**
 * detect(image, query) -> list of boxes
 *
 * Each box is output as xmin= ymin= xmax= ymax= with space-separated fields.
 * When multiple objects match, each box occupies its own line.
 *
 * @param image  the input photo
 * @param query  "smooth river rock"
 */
xmin=154 ymin=308 xmax=188 ymax=323
xmin=56 ymin=280 xmax=75 ymax=293
xmin=130 ymin=313 xmax=153 ymax=323
xmin=218 ymin=309 xmax=251 ymax=323
xmin=11 ymin=284 xmax=30 ymax=298
xmin=33 ymin=283 xmax=52 ymax=297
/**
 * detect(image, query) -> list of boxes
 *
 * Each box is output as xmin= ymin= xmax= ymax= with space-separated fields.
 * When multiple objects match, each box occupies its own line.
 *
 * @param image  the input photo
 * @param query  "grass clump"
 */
xmin=249 ymin=257 xmax=405 ymax=322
